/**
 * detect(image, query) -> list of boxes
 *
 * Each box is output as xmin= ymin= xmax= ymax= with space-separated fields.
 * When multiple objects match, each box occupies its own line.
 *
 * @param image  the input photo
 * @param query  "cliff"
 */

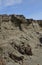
xmin=0 ymin=14 xmax=42 ymax=65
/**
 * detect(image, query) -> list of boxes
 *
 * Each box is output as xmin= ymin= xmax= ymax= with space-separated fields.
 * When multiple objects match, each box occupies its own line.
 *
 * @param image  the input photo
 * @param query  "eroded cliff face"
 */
xmin=0 ymin=14 xmax=42 ymax=65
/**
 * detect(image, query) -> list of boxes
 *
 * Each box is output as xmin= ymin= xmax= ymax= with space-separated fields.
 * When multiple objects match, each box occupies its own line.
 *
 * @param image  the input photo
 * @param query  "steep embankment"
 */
xmin=0 ymin=15 xmax=42 ymax=65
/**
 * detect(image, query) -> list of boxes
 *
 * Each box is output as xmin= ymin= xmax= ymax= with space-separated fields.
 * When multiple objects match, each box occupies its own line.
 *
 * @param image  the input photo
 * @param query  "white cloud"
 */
xmin=0 ymin=0 xmax=22 ymax=7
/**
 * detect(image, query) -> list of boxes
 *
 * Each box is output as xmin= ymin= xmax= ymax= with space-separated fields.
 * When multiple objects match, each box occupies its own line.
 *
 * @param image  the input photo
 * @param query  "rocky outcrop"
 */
xmin=0 ymin=14 xmax=42 ymax=65
xmin=9 ymin=53 xmax=24 ymax=63
xmin=18 ymin=43 xmax=32 ymax=55
xmin=0 ymin=14 xmax=42 ymax=27
xmin=10 ymin=40 xmax=32 ymax=55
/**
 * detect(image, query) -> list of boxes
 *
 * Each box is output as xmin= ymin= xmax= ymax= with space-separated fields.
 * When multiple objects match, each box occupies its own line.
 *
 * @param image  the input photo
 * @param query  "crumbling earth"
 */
xmin=0 ymin=14 xmax=42 ymax=65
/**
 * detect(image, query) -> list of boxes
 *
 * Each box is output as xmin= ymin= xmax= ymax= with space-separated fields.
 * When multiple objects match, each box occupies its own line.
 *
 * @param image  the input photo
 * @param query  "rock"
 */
xmin=25 ymin=44 xmax=33 ymax=55
xmin=11 ymin=15 xmax=23 ymax=31
xmin=10 ymin=41 xmax=33 ymax=55
xmin=18 ymin=43 xmax=32 ymax=55
xmin=19 ymin=44 xmax=25 ymax=54
xmin=9 ymin=53 xmax=24 ymax=63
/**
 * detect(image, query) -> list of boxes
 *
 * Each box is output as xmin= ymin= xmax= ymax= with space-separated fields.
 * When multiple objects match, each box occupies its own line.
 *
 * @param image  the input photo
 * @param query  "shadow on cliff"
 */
xmin=11 ymin=15 xmax=23 ymax=31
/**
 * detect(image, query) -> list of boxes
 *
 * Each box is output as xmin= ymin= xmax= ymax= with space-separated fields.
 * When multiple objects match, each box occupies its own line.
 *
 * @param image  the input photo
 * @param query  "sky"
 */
xmin=0 ymin=0 xmax=42 ymax=20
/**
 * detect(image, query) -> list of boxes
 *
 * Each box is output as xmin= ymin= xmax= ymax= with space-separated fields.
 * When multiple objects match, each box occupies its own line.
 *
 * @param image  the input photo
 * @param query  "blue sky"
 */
xmin=0 ymin=0 xmax=42 ymax=20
